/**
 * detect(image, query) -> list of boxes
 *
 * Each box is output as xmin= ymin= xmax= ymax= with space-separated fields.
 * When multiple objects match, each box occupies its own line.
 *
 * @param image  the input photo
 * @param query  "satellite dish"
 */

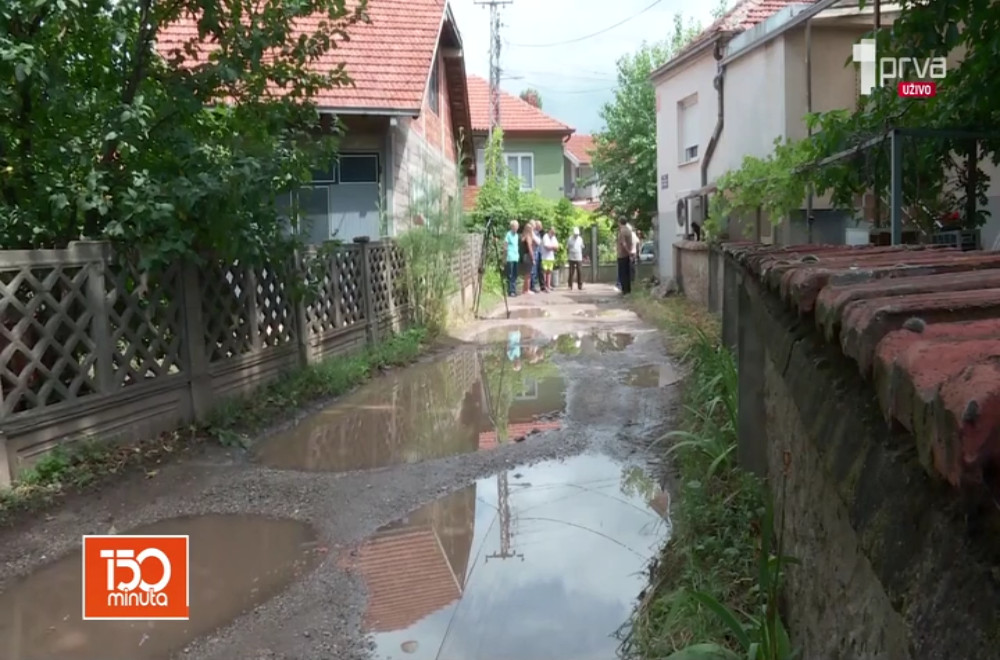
xmin=676 ymin=200 xmax=688 ymax=227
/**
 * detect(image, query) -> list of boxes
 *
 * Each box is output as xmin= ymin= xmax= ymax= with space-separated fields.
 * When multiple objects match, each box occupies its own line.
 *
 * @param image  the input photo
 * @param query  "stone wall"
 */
xmin=727 ymin=244 xmax=1000 ymax=659
xmin=674 ymin=240 xmax=710 ymax=308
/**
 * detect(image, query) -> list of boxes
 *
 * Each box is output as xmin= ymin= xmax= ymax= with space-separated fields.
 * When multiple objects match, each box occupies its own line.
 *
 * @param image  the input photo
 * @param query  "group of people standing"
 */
xmin=504 ymin=219 xmax=587 ymax=296
xmin=503 ymin=217 xmax=640 ymax=297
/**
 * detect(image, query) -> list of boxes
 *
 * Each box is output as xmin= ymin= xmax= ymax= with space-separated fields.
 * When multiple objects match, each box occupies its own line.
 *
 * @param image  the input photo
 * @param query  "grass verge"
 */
xmin=0 ymin=327 xmax=429 ymax=524
xmin=620 ymin=291 xmax=769 ymax=657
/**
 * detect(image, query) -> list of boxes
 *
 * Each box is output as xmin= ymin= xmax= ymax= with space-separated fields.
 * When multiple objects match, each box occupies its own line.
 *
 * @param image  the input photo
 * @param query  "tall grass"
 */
xmin=620 ymin=292 xmax=797 ymax=660
xmin=395 ymin=159 xmax=466 ymax=335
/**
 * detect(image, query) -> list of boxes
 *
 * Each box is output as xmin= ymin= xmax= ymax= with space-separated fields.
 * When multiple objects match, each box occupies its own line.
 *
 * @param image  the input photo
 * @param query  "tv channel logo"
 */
xmin=82 ymin=534 xmax=189 ymax=620
xmin=852 ymin=38 xmax=946 ymax=98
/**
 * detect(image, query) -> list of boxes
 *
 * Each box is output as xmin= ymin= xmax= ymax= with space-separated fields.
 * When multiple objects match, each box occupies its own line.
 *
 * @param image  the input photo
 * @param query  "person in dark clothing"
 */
xmin=616 ymin=218 xmax=633 ymax=295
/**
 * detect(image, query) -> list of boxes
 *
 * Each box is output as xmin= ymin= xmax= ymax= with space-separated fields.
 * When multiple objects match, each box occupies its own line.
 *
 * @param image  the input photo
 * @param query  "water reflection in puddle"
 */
xmin=0 ymin=515 xmax=319 ymax=660
xmin=469 ymin=324 xmax=547 ymax=344
xmin=258 ymin=342 xmax=567 ymax=472
xmin=553 ymin=331 xmax=635 ymax=354
xmin=623 ymin=364 xmax=679 ymax=388
xmin=347 ymin=454 xmax=670 ymax=660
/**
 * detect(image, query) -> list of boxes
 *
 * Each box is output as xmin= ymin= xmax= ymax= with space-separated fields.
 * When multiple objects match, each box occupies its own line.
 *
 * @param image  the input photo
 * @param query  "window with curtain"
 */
xmin=506 ymin=153 xmax=534 ymax=190
xmin=677 ymin=94 xmax=699 ymax=164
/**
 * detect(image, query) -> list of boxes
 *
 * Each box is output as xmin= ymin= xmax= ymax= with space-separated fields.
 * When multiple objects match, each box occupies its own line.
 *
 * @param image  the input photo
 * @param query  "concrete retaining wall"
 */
xmin=727 ymin=246 xmax=1000 ymax=659
xmin=673 ymin=240 xmax=710 ymax=308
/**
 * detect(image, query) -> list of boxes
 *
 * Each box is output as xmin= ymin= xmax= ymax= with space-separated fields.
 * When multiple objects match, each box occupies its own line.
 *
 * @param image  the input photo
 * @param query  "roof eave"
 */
xmin=564 ymin=150 xmax=581 ymax=166
xmin=319 ymin=106 xmax=420 ymax=116
xmin=649 ymin=31 xmax=733 ymax=84
xmin=472 ymin=128 xmax=575 ymax=138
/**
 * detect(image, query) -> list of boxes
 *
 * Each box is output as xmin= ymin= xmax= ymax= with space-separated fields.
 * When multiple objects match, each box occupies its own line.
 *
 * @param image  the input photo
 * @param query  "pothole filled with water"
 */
xmin=553 ymin=331 xmax=635 ymax=355
xmin=345 ymin=454 xmax=671 ymax=660
xmin=623 ymin=363 xmax=679 ymax=388
xmin=258 ymin=343 xmax=567 ymax=472
xmin=0 ymin=514 xmax=320 ymax=660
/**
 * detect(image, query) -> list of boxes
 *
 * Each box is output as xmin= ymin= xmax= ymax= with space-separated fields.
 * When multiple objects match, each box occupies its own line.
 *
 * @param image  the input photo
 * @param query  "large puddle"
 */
xmin=347 ymin=454 xmax=670 ymax=659
xmin=0 ymin=514 xmax=320 ymax=660
xmin=258 ymin=342 xmax=568 ymax=472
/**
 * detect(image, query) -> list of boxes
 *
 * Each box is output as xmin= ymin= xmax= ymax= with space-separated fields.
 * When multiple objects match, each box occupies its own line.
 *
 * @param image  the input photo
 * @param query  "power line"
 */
xmin=508 ymin=0 xmax=665 ymax=47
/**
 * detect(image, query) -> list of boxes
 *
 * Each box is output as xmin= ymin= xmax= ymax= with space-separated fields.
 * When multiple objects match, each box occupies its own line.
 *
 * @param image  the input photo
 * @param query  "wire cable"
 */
xmin=507 ymin=0 xmax=666 ymax=47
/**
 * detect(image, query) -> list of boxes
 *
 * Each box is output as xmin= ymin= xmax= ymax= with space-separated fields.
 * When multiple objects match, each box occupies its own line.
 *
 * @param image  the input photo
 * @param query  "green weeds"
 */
xmin=622 ymin=292 xmax=797 ymax=660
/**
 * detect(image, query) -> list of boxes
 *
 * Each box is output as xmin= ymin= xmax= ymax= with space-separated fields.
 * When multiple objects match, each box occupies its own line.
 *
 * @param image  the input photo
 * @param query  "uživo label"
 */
xmin=82 ymin=535 xmax=190 ymax=620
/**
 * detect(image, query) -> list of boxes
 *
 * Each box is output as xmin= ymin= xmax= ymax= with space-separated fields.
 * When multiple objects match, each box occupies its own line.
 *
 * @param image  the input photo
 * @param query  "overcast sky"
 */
xmin=449 ymin=0 xmax=723 ymax=136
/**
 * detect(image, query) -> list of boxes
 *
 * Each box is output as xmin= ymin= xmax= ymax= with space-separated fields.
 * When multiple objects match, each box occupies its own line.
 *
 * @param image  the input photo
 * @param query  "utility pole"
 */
xmin=474 ymin=0 xmax=512 ymax=143
xmin=486 ymin=471 xmax=523 ymax=562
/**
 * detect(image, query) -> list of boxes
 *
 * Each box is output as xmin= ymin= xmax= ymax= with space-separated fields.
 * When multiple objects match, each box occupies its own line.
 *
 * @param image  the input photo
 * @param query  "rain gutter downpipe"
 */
xmin=700 ymin=38 xmax=726 ymax=232
xmin=805 ymin=15 xmax=814 ymax=242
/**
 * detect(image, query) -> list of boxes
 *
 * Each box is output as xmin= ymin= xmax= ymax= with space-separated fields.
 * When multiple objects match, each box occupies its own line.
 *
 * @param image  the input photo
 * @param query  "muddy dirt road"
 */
xmin=0 ymin=284 xmax=678 ymax=660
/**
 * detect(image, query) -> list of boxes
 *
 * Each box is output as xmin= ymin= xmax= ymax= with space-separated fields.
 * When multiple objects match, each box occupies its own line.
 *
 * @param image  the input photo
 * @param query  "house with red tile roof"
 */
xmin=650 ymin=0 xmax=901 ymax=287
xmin=563 ymin=134 xmax=603 ymax=205
xmin=464 ymin=75 xmax=574 ymax=209
xmin=156 ymin=1 xmax=473 ymax=241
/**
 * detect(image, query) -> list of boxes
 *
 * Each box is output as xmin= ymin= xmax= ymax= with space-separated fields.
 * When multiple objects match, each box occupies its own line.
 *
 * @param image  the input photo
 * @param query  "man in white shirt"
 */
xmin=566 ymin=227 xmax=585 ymax=290
xmin=628 ymin=222 xmax=640 ymax=284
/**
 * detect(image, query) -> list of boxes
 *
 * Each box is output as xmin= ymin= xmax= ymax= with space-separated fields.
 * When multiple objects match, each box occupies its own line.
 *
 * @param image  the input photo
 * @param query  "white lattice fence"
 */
xmin=105 ymin=261 xmax=185 ymax=387
xmin=335 ymin=247 xmax=365 ymax=326
xmin=0 ymin=253 xmax=101 ymax=416
xmin=255 ymin=262 xmax=296 ymax=348
xmin=200 ymin=260 xmax=255 ymax=361
xmin=303 ymin=247 xmax=340 ymax=337
xmin=0 ymin=239 xmax=416 ymax=485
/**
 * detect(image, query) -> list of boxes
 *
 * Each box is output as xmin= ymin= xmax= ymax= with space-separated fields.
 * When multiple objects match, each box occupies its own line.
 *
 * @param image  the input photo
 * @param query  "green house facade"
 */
xmin=467 ymin=76 xmax=575 ymax=202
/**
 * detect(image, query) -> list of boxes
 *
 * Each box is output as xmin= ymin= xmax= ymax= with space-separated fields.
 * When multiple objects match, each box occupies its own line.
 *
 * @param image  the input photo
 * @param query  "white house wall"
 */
xmin=711 ymin=38 xmax=788 ymax=178
xmin=654 ymin=49 xmax=718 ymax=283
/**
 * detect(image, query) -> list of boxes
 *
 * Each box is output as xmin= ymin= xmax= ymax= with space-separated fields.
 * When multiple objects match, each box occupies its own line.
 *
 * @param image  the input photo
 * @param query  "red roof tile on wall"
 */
xmin=565 ymin=134 xmax=596 ymax=165
xmin=467 ymin=76 xmax=574 ymax=134
xmin=478 ymin=421 xmax=562 ymax=449
xmin=726 ymin=243 xmax=1000 ymax=493
xmin=156 ymin=0 xmax=450 ymax=111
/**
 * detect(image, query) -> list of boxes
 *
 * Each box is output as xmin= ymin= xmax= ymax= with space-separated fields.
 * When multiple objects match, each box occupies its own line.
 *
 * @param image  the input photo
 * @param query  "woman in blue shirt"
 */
xmin=505 ymin=220 xmax=520 ymax=296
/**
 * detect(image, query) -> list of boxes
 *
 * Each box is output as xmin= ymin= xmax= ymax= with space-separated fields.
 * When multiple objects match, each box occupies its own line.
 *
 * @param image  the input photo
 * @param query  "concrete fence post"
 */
xmin=292 ymin=249 xmax=312 ymax=366
xmin=76 ymin=241 xmax=114 ymax=394
xmin=357 ymin=240 xmax=379 ymax=345
xmin=179 ymin=262 xmax=214 ymax=422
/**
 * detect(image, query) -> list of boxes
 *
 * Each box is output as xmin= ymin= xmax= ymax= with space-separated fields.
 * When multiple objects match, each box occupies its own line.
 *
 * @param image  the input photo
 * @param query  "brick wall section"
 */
xmin=392 ymin=50 xmax=460 ymax=233
xmin=674 ymin=240 xmax=710 ymax=307
xmin=726 ymin=242 xmax=1000 ymax=658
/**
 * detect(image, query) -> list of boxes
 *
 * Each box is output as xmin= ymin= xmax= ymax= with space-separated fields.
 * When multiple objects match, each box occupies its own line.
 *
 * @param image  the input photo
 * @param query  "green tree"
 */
xmin=519 ymin=88 xmax=542 ymax=108
xmin=592 ymin=15 xmax=701 ymax=230
xmin=711 ymin=1 xmax=731 ymax=21
xmin=0 ymin=0 xmax=366 ymax=266
xmin=470 ymin=128 xmax=521 ymax=231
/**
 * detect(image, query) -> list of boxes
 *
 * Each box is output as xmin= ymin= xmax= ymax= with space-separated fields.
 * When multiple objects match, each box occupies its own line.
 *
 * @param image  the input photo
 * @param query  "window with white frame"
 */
xmin=474 ymin=149 xmax=534 ymax=190
xmin=677 ymin=94 xmax=699 ymax=164
xmin=506 ymin=152 xmax=534 ymax=190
